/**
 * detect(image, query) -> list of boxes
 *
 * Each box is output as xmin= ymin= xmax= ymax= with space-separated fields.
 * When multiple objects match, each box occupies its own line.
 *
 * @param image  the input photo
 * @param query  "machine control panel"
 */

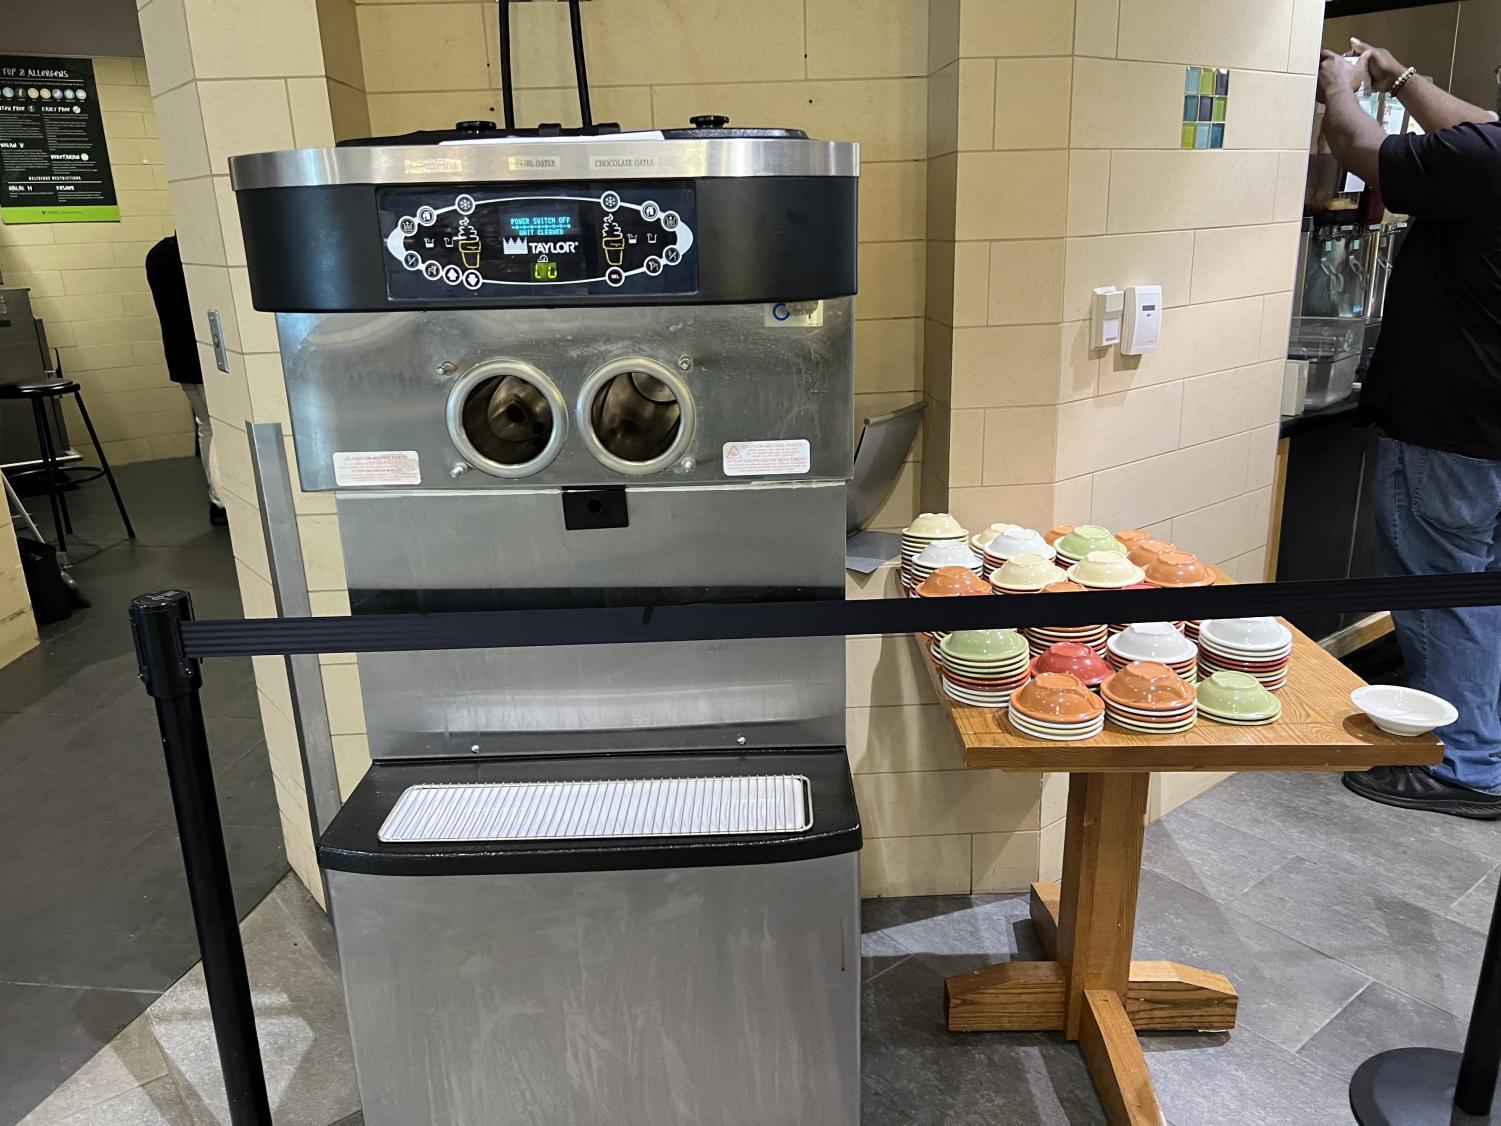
xmin=378 ymin=183 xmax=697 ymax=300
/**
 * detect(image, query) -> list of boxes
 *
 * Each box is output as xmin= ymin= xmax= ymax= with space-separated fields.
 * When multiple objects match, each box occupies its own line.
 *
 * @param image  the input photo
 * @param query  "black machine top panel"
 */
xmin=230 ymin=131 xmax=858 ymax=312
xmin=379 ymin=182 xmax=697 ymax=300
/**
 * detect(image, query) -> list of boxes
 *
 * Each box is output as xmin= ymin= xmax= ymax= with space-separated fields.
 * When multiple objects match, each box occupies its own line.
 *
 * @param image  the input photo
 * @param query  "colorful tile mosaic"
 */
xmin=1182 ymin=67 xmax=1229 ymax=149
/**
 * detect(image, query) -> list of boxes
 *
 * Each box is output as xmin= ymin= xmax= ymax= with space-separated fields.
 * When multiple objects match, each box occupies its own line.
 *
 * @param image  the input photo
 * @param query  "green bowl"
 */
xmin=1057 ymin=524 xmax=1125 ymax=560
xmin=1196 ymin=670 xmax=1279 ymax=719
xmin=941 ymin=628 xmax=1028 ymax=663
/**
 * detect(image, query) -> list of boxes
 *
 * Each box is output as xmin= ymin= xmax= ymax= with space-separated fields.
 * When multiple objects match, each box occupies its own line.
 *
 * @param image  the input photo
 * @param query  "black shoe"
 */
xmin=209 ymin=504 xmax=228 ymax=527
xmin=1343 ymin=766 xmax=1501 ymax=820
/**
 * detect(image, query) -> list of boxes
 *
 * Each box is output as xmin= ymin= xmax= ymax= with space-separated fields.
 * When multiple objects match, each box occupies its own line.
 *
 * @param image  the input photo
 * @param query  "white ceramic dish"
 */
xmin=1199 ymin=617 xmax=1292 ymax=654
xmin=1350 ymin=686 xmax=1458 ymax=736
xmin=1009 ymin=713 xmax=1105 ymax=741
xmin=914 ymin=540 xmax=983 ymax=570
xmin=990 ymin=526 xmax=1055 ymax=561
xmin=905 ymin=512 xmax=968 ymax=540
xmin=1108 ymin=622 xmax=1197 ymax=664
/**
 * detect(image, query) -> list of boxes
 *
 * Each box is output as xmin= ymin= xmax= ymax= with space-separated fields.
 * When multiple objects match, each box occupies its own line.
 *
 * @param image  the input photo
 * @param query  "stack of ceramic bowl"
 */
xmin=909 ymin=539 xmax=984 ymax=588
xmin=1197 ymin=670 xmax=1282 ymax=726
xmin=980 ymin=525 xmax=1057 ymax=578
xmin=901 ymin=513 xmax=968 ymax=591
xmin=1008 ymin=672 xmax=1105 ymax=741
xmin=1197 ymin=617 xmax=1292 ymax=691
xmin=990 ymin=553 xmax=1059 ymax=595
xmin=970 ymin=523 xmax=1015 ymax=559
xmin=1101 ymin=660 xmax=1198 ymax=734
xmin=1054 ymin=524 xmax=1127 ymax=568
xmin=1024 ymin=580 xmax=1109 ymax=657
xmin=1115 ymin=529 xmax=1153 ymax=551
xmin=936 ymin=629 xmax=1031 ymax=709
xmin=913 ymin=565 xmax=993 ymax=649
xmin=1139 ymin=549 xmax=1214 ymax=638
xmin=1066 ymin=550 xmax=1146 ymax=591
xmin=1031 ymin=641 xmax=1112 ymax=691
xmin=1107 ymin=622 xmax=1198 ymax=683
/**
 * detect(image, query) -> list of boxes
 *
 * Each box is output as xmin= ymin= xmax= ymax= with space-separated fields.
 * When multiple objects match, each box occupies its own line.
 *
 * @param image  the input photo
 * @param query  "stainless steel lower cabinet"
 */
xmin=319 ymin=750 xmax=862 ymax=1126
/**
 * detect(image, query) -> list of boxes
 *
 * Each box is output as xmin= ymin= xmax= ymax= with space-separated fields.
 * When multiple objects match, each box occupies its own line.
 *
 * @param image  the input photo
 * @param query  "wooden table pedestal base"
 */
xmin=943 ymin=772 xmax=1240 ymax=1125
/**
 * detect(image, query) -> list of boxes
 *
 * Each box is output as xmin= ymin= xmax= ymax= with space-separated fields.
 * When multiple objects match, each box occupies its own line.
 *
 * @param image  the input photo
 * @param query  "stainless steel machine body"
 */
xmin=233 ymin=128 xmax=863 ymax=1126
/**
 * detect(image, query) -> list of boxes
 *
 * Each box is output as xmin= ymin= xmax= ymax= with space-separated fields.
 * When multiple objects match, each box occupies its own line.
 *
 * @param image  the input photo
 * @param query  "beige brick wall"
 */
xmin=0 ymin=56 xmax=190 ymax=465
xmin=0 ymin=518 xmax=38 ymax=669
xmin=923 ymin=0 xmax=1320 ymax=588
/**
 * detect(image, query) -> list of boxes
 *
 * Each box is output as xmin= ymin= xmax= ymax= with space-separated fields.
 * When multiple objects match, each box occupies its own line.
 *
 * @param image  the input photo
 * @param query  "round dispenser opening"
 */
xmin=446 ymin=360 xmax=566 ymax=479
xmin=578 ymin=357 xmax=695 ymax=475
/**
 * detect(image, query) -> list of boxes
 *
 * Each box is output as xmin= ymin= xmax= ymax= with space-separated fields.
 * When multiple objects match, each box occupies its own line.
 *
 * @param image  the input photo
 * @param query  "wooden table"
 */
xmin=932 ymin=627 xmax=1443 ymax=1125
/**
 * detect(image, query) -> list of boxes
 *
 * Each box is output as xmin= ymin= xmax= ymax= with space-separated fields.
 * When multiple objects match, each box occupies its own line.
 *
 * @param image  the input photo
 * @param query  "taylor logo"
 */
xmin=502 ymin=237 xmax=528 ymax=255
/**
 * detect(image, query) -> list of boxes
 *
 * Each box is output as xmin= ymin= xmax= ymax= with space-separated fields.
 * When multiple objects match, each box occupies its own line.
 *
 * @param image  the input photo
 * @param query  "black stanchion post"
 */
xmin=1456 ymin=877 xmax=1501 ymax=1117
xmin=130 ymin=591 xmax=273 ymax=1126
xmin=1349 ymin=869 xmax=1501 ymax=1123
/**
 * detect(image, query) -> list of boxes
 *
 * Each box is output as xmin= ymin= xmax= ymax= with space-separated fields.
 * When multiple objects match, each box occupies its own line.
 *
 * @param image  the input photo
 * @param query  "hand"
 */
xmin=1349 ymin=38 xmax=1406 ymax=89
xmin=1318 ymin=49 xmax=1368 ymax=103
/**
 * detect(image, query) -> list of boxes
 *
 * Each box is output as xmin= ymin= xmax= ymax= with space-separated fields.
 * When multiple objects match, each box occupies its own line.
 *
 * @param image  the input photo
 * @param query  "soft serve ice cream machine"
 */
xmin=230 ymin=124 xmax=863 ymax=1124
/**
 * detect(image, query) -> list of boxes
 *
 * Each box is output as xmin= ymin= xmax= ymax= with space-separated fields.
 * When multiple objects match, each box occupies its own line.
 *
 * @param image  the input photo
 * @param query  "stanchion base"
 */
xmin=1350 ymin=1048 xmax=1493 ymax=1125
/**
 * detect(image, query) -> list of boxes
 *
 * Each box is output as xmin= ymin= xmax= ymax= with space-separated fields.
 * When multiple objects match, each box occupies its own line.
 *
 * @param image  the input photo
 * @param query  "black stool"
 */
xmin=0 ymin=380 xmax=135 ymax=556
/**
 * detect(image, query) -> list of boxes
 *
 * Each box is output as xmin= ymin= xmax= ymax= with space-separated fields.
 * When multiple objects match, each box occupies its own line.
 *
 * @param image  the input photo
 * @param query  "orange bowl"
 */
xmin=1012 ymin=672 xmax=1105 ymax=723
xmin=915 ymin=565 xmax=992 ymax=598
xmin=1044 ymin=524 xmax=1074 ymax=546
xmin=1041 ymin=579 xmax=1088 ymax=595
xmin=1127 ymin=538 xmax=1176 ymax=569
xmin=1101 ymin=660 xmax=1195 ymax=710
xmin=1144 ymin=550 xmax=1215 ymax=589
xmin=1115 ymin=529 xmax=1153 ymax=548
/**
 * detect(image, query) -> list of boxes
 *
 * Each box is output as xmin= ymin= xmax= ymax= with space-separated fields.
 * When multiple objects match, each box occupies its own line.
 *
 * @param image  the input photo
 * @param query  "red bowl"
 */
xmin=1031 ymin=641 xmax=1113 ymax=686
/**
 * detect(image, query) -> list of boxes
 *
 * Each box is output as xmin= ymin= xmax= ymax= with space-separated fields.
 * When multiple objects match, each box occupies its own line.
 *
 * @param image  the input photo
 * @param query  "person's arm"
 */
xmin=1319 ymin=51 xmax=1387 ymax=191
xmin=1351 ymin=38 xmax=1495 ymax=131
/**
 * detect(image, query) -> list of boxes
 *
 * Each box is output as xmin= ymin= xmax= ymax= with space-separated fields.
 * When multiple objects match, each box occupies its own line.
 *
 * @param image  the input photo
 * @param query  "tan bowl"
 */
xmin=915 ymin=565 xmax=993 ymax=598
xmin=1101 ymin=660 xmax=1196 ymax=711
xmin=1127 ymin=538 xmax=1177 ymax=569
xmin=1144 ymin=550 xmax=1215 ymax=588
xmin=1012 ymin=672 xmax=1106 ymax=723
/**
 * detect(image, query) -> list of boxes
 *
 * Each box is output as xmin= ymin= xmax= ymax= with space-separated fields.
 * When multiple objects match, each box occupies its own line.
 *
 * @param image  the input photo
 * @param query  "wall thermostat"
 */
xmin=1121 ymin=285 xmax=1162 ymax=355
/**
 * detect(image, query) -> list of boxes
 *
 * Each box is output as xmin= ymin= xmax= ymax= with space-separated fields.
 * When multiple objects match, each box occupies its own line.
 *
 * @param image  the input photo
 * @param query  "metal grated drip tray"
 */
xmin=377 ymin=775 xmax=812 ymax=843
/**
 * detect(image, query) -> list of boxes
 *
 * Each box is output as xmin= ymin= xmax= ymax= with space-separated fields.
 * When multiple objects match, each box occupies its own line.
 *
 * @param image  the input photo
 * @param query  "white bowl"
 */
xmin=1199 ymin=617 xmax=1292 ymax=653
xmin=914 ymin=540 xmax=982 ymax=570
xmin=1350 ymin=685 xmax=1458 ymax=737
xmin=971 ymin=523 xmax=1018 ymax=552
xmin=1108 ymin=622 xmax=1196 ymax=664
xmin=990 ymin=526 xmax=1055 ymax=560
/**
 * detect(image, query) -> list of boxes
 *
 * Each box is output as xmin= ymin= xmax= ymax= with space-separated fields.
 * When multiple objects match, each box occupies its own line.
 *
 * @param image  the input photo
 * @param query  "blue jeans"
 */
xmin=1374 ymin=437 xmax=1501 ymax=794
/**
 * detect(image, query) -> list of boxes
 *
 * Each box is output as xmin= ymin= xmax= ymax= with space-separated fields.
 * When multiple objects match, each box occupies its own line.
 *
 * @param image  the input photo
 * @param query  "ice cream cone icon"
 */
xmin=602 ymin=214 xmax=625 ymax=267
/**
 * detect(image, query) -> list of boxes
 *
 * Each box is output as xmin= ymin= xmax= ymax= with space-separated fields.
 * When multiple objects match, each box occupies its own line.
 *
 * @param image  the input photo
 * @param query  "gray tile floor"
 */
xmin=1 ymin=459 xmax=288 ymax=1126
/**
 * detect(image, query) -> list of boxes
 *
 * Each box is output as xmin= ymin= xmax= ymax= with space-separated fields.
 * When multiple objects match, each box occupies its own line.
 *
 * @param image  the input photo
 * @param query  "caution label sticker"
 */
xmin=332 ymin=450 xmax=422 ymax=487
xmin=722 ymin=439 xmax=811 ymax=477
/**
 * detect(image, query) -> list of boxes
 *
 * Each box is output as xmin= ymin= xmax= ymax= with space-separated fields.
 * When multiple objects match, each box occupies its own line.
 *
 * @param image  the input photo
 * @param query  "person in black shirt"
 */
xmin=145 ymin=234 xmax=226 ymax=526
xmin=1319 ymin=42 xmax=1501 ymax=818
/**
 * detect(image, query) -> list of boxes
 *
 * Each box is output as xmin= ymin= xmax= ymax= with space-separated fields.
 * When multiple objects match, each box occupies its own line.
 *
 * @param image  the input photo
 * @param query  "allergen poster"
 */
xmin=0 ymin=56 xmax=119 ymax=224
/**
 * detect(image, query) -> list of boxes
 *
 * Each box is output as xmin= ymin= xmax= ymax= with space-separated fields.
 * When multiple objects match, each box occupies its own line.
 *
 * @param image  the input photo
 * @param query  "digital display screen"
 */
xmin=378 ymin=184 xmax=698 ymax=300
xmin=508 ymin=212 xmax=575 ymax=238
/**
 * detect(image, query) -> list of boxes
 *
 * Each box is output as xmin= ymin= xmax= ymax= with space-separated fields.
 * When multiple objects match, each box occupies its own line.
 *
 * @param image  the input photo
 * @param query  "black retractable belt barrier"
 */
xmin=129 ymin=592 xmax=273 ymax=1126
xmin=131 ymin=571 xmax=1501 ymax=1123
